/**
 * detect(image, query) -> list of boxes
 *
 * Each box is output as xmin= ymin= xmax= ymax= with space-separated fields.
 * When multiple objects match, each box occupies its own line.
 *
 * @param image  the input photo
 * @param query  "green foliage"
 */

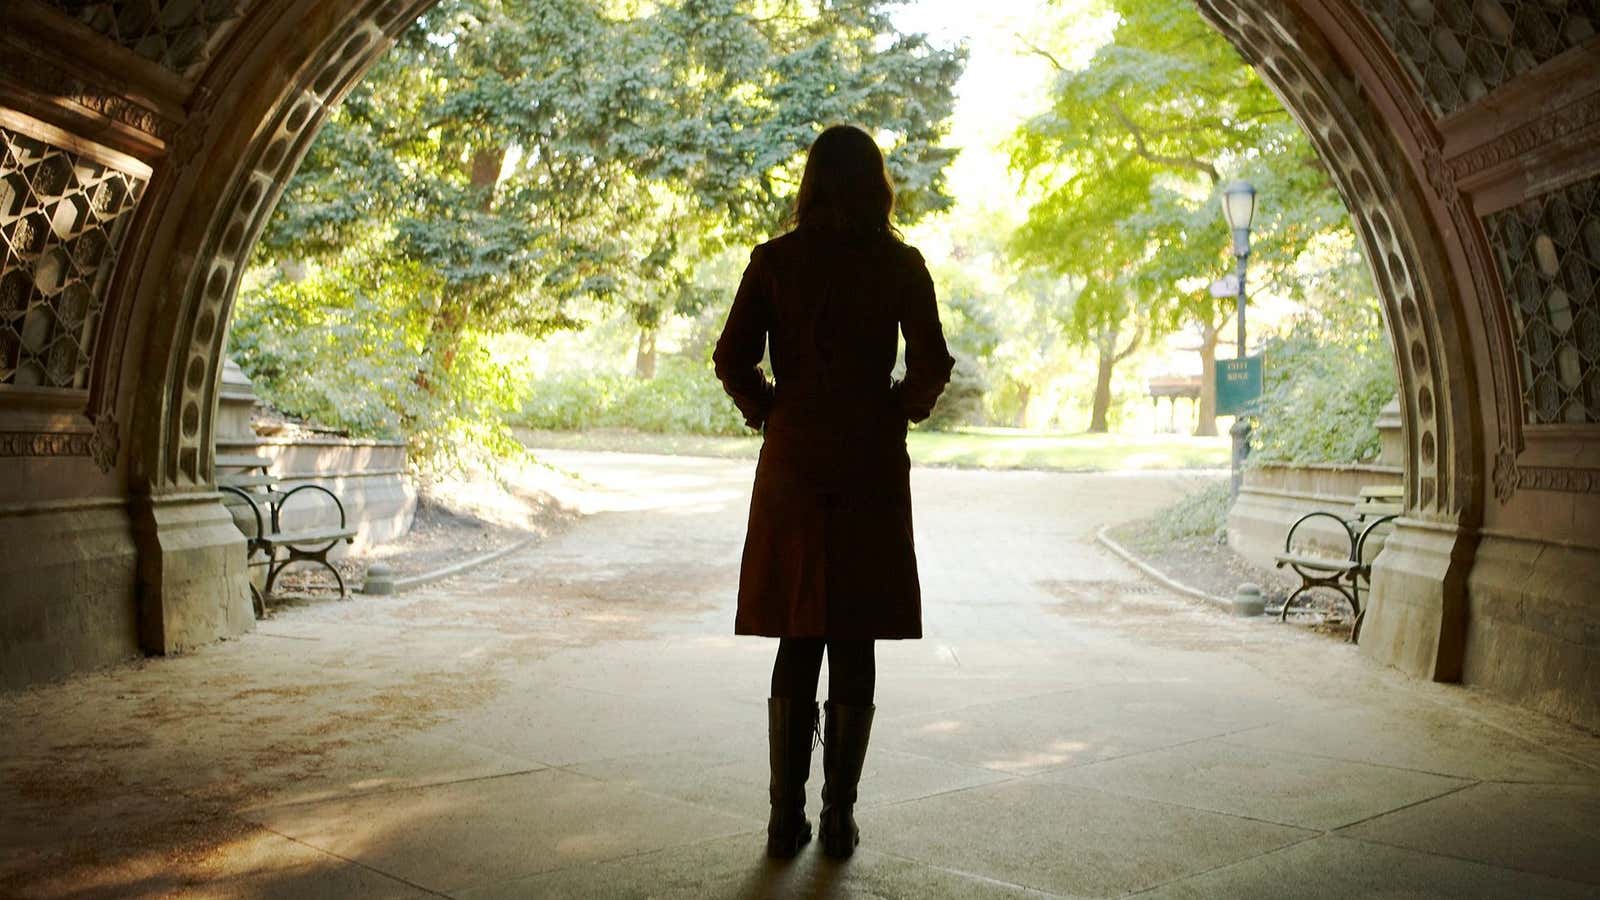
xmin=514 ymin=357 xmax=747 ymax=435
xmin=1251 ymin=299 xmax=1397 ymax=464
xmin=1007 ymin=0 xmax=1365 ymax=427
xmin=1152 ymin=479 xmax=1232 ymax=542
xmin=921 ymin=354 xmax=988 ymax=431
xmin=237 ymin=0 xmax=965 ymax=465
xmin=230 ymin=251 xmax=528 ymax=467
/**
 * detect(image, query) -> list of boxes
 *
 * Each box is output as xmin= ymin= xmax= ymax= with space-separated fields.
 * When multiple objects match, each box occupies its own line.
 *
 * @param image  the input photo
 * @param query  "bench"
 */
xmin=217 ymin=453 xmax=356 ymax=616
xmin=1273 ymin=484 xmax=1402 ymax=643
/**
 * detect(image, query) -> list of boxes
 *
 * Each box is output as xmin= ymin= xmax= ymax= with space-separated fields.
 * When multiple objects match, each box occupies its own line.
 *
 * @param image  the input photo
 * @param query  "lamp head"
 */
xmin=1221 ymin=180 xmax=1256 ymax=256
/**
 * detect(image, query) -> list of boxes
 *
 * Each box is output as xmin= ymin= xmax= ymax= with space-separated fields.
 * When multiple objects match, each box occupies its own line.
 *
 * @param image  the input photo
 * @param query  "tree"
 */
xmin=1008 ymin=0 xmax=1357 ymax=435
xmin=237 ymin=0 xmax=965 ymax=459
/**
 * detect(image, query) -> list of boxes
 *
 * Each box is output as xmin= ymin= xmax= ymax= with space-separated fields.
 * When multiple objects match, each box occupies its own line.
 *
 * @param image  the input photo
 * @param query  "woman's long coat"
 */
xmin=713 ymin=226 xmax=954 ymax=640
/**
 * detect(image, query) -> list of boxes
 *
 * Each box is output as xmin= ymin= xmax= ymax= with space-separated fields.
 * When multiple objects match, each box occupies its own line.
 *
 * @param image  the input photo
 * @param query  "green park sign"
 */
xmin=1216 ymin=354 xmax=1263 ymax=416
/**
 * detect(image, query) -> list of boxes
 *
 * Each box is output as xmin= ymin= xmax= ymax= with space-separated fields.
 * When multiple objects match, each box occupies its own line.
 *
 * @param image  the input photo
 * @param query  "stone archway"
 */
xmin=1 ymin=0 xmax=1596 ymax=727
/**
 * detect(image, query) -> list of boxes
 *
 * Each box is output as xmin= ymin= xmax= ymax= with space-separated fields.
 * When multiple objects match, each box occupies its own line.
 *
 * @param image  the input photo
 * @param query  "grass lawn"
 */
xmin=517 ymin=426 xmax=1229 ymax=473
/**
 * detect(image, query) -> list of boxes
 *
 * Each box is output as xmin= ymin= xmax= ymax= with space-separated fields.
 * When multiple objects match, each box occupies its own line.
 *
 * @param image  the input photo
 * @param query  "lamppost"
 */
xmin=1221 ymin=179 xmax=1256 ymax=499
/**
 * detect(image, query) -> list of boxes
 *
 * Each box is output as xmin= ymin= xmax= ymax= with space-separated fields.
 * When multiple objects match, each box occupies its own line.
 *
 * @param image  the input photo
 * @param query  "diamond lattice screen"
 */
xmin=40 ymin=0 xmax=248 ymax=79
xmin=1487 ymin=176 xmax=1600 ymax=426
xmin=0 ymin=128 xmax=145 ymax=391
xmin=1359 ymin=1 xmax=1600 ymax=117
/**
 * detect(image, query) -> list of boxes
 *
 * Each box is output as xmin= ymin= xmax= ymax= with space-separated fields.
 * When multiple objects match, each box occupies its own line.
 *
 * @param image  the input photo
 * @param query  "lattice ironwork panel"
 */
xmin=1359 ymin=1 xmax=1600 ymax=117
xmin=1487 ymin=176 xmax=1600 ymax=426
xmin=0 ymin=127 xmax=145 ymax=390
xmin=39 ymin=0 xmax=249 ymax=79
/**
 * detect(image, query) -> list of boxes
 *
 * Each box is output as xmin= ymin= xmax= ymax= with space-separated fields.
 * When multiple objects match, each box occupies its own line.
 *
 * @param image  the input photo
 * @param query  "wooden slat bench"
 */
xmin=1273 ymin=484 xmax=1402 ymax=643
xmin=218 ymin=454 xmax=356 ymax=616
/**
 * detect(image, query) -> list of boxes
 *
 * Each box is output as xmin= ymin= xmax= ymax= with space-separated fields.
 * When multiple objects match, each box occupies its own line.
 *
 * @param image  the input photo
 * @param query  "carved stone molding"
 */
xmin=0 ymin=52 xmax=178 ymax=143
xmin=1517 ymin=464 xmax=1600 ymax=494
xmin=1423 ymin=147 xmax=1461 ymax=207
xmin=1448 ymin=91 xmax=1600 ymax=185
xmin=0 ymin=429 xmax=92 ymax=458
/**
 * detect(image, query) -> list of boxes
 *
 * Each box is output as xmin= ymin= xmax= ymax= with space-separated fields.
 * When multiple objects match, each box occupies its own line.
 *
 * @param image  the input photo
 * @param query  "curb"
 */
xmin=362 ymin=535 xmax=537 ymax=595
xmin=1094 ymin=524 xmax=1238 ymax=613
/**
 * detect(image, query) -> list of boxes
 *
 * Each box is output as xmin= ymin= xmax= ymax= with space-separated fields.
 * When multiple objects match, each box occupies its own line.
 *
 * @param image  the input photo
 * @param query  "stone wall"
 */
xmin=1228 ymin=462 xmax=1404 ymax=570
xmin=0 ymin=501 xmax=138 ymax=688
xmin=216 ymin=434 xmax=416 ymax=557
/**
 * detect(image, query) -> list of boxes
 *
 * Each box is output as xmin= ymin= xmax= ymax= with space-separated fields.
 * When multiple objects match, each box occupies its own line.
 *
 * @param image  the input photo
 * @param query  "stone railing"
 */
xmin=217 ymin=359 xmax=416 ymax=559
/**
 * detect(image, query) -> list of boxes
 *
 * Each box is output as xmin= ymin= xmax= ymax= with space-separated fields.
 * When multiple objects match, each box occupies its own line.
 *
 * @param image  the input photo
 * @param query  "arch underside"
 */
xmin=0 ymin=0 xmax=1595 ymax=726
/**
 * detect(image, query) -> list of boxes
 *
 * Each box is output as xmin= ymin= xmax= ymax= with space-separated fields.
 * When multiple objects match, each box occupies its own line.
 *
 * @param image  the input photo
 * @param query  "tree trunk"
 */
xmin=469 ymin=146 xmax=506 ymax=209
xmin=1196 ymin=323 xmax=1220 ymax=436
xmin=1013 ymin=383 xmax=1032 ymax=429
xmin=635 ymin=327 xmax=658 ymax=379
xmin=1087 ymin=320 xmax=1143 ymax=434
xmin=1089 ymin=349 xmax=1114 ymax=434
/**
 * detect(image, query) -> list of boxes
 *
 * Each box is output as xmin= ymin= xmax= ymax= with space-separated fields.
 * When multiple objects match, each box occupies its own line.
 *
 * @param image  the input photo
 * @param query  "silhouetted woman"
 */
xmin=714 ymin=124 xmax=954 ymax=860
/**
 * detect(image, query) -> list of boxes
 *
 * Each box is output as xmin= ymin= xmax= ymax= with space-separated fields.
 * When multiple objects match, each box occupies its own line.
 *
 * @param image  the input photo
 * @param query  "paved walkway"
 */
xmin=3 ymin=450 xmax=1598 ymax=899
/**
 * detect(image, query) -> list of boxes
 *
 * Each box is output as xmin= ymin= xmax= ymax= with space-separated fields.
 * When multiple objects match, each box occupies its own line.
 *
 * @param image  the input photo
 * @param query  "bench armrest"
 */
xmin=1284 ymin=511 xmax=1358 ymax=560
xmin=1355 ymin=513 xmax=1399 ymax=563
xmin=219 ymin=484 xmax=265 ymax=541
xmin=274 ymin=484 xmax=349 ymax=533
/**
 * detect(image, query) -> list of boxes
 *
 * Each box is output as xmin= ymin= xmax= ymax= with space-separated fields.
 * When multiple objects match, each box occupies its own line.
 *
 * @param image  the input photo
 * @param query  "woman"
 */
xmin=713 ymin=124 xmax=954 ymax=860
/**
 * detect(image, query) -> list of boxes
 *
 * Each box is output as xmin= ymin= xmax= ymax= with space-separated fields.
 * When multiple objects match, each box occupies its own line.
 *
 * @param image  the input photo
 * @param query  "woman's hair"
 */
xmin=790 ymin=124 xmax=898 ymax=237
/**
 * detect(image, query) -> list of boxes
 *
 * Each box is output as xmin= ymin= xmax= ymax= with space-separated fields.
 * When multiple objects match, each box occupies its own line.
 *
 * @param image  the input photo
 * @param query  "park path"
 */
xmin=2 ymin=450 xmax=1598 ymax=899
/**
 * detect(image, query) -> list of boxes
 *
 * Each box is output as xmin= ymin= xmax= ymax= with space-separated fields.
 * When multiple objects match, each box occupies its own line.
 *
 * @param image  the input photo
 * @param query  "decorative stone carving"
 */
xmin=89 ymin=411 xmax=119 ymax=472
xmin=1493 ymin=445 xmax=1518 ymax=503
xmin=1484 ymin=175 xmax=1600 ymax=425
xmin=1 ymin=125 xmax=146 ymax=391
xmin=38 ymin=0 xmax=253 ymax=81
xmin=1357 ymin=0 xmax=1600 ymax=118
xmin=1423 ymin=147 xmax=1460 ymax=206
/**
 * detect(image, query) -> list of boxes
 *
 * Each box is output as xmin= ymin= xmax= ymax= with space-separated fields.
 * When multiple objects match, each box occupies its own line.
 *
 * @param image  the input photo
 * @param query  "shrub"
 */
xmin=1250 ymin=311 xmax=1397 ymax=465
xmin=1153 ymin=479 xmax=1232 ymax=542
xmin=920 ymin=354 xmax=988 ymax=431
xmin=514 ymin=357 xmax=747 ymax=435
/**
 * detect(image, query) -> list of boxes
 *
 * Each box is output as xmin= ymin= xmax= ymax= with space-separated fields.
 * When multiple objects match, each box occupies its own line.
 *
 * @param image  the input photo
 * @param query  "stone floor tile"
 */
xmin=1 ymin=827 xmax=431 ymax=900
xmin=1222 ymin=705 xmax=1600 ymax=784
xmin=241 ymin=731 xmax=544 ymax=811
xmin=1136 ymin=834 xmax=1598 ymax=899
xmin=457 ymin=833 xmax=1067 ymax=900
xmin=439 ymin=682 xmax=749 ymax=768
xmin=877 ymin=680 xmax=1297 ymax=776
xmin=571 ymin=741 xmax=1012 ymax=822
xmin=855 ymin=778 xmax=1312 ymax=897
xmin=243 ymin=767 xmax=759 ymax=894
xmin=1338 ymin=781 xmax=1600 ymax=884
xmin=1042 ymin=739 xmax=1471 ymax=830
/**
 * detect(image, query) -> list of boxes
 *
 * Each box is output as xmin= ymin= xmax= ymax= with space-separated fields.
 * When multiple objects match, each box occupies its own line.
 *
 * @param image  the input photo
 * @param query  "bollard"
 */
xmin=1230 ymin=582 xmax=1264 ymax=617
xmin=363 ymin=562 xmax=396 ymax=595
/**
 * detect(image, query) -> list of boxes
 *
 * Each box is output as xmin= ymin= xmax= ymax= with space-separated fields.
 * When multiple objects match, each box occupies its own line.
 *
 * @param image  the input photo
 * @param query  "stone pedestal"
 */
xmin=133 ymin=493 xmax=255 ymax=655
xmin=1361 ymin=521 xmax=1471 ymax=683
xmin=1374 ymin=397 xmax=1404 ymax=468
xmin=217 ymin=358 xmax=260 ymax=445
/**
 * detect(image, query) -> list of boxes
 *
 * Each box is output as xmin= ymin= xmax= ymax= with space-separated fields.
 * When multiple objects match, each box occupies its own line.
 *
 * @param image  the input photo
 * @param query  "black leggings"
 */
xmin=770 ymin=638 xmax=876 ymax=706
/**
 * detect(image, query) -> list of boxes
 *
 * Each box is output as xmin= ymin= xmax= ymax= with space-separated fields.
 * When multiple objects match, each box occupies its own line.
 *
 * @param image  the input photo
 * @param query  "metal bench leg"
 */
xmin=266 ymin=544 xmax=347 ymax=600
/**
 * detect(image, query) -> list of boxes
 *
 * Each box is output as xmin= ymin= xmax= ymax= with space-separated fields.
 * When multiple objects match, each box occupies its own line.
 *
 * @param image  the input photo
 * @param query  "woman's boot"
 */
xmin=766 ymin=697 xmax=818 ymax=858
xmin=819 ymin=701 xmax=875 ymax=859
